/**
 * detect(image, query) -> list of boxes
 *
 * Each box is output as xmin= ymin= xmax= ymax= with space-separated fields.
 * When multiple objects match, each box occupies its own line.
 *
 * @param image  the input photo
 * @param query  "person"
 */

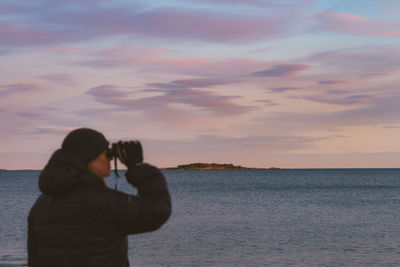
xmin=27 ymin=128 xmax=171 ymax=267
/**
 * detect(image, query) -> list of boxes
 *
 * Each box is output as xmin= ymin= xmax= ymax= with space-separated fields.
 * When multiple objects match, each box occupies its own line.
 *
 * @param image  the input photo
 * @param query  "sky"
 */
xmin=1 ymin=0 xmax=400 ymax=169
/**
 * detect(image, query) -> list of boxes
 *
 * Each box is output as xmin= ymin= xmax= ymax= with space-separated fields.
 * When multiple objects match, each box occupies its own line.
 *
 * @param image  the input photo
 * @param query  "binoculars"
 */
xmin=106 ymin=141 xmax=143 ymax=189
xmin=106 ymin=140 xmax=143 ymax=165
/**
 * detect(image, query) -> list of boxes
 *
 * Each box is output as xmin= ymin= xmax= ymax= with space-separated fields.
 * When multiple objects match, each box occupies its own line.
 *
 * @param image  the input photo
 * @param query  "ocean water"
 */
xmin=1 ymin=169 xmax=400 ymax=266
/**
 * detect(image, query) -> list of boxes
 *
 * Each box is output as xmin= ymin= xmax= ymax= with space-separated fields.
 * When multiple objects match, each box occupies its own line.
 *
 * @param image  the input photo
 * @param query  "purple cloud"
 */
xmin=327 ymin=90 xmax=349 ymax=94
xmin=0 ymin=2 xmax=22 ymax=14
xmin=0 ymin=20 xmax=64 ymax=47
xmin=181 ymin=0 xmax=282 ymax=8
xmin=263 ymin=91 xmax=400 ymax=129
xmin=121 ymin=8 xmax=287 ymax=42
xmin=307 ymin=46 xmax=400 ymax=74
xmin=37 ymin=73 xmax=77 ymax=86
xmin=318 ymin=80 xmax=345 ymax=85
xmin=251 ymin=64 xmax=309 ymax=77
xmin=86 ymin=81 xmax=255 ymax=118
xmin=146 ymin=78 xmax=237 ymax=90
xmin=345 ymin=94 xmax=374 ymax=105
xmin=81 ymin=53 xmax=272 ymax=77
xmin=268 ymin=87 xmax=300 ymax=93
xmin=17 ymin=111 xmax=48 ymax=120
xmin=87 ymin=85 xmax=130 ymax=98
xmin=255 ymin=99 xmax=279 ymax=106
xmin=0 ymin=83 xmax=42 ymax=97
xmin=0 ymin=1 xmax=305 ymax=50
xmin=291 ymin=93 xmax=375 ymax=106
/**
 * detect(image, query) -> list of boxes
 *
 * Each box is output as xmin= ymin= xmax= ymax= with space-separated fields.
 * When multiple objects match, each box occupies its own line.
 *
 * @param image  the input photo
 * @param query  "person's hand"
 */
xmin=115 ymin=141 xmax=143 ymax=169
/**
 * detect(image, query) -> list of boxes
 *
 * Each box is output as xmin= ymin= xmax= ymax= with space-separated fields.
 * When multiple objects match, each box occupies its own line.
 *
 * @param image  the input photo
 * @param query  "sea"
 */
xmin=1 ymin=169 xmax=400 ymax=266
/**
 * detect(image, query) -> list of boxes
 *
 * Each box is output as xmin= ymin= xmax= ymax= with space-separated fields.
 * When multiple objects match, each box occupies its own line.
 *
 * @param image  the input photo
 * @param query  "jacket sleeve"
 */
xmin=28 ymin=209 xmax=39 ymax=267
xmin=100 ymin=163 xmax=171 ymax=235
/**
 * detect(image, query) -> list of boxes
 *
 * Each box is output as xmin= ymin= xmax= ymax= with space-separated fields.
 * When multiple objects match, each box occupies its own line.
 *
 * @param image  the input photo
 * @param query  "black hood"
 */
xmin=39 ymin=149 xmax=101 ymax=196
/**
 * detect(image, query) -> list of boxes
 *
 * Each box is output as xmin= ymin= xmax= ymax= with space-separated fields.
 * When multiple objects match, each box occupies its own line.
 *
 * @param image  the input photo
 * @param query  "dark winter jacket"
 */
xmin=28 ymin=149 xmax=171 ymax=267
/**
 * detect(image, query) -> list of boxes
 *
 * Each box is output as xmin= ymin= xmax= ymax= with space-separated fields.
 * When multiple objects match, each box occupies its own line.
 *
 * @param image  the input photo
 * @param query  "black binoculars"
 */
xmin=106 ymin=141 xmax=143 ymax=165
xmin=106 ymin=141 xmax=143 ymax=189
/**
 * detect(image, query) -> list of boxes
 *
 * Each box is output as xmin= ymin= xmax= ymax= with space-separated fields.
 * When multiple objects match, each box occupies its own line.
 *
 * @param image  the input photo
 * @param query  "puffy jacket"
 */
xmin=28 ymin=149 xmax=171 ymax=267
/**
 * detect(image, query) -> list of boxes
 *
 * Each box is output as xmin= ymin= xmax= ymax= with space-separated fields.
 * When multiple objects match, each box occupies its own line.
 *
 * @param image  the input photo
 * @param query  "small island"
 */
xmin=163 ymin=163 xmax=280 ymax=170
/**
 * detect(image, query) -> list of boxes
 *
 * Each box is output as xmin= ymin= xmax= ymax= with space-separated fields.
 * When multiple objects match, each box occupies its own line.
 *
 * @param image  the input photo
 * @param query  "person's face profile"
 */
xmin=87 ymin=150 xmax=111 ymax=178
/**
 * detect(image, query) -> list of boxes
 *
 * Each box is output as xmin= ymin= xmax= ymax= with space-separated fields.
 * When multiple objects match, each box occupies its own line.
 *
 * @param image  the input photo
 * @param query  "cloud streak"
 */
xmin=37 ymin=73 xmax=77 ymax=86
xmin=306 ymin=46 xmax=400 ymax=76
xmin=291 ymin=94 xmax=375 ymax=106
xmin=251 ymin=64 xmax=309 ymax=77
xmin=0 ymin=83 xmax=42 ymax=97
xmin=87 ymin=80 xmax=255 ymax=118
xmin=268 ymin=87 xmax=300 ymax=93
xmin=316 ymin=11 xmax=400 ymax=38
xmin=318 ymin=80 xmax=345 ymax=85
xmin=0 ymin=2 xmax=305 ymax=49
xmin=30 ymin=125 xmax=75 ymax=135
xmin=265 ymin=91 xmax=400 ymax=129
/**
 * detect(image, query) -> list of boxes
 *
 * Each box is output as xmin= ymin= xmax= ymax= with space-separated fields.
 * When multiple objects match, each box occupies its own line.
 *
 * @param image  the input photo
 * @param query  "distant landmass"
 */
xmin=162 ymin=163 xmax=280 ymax=170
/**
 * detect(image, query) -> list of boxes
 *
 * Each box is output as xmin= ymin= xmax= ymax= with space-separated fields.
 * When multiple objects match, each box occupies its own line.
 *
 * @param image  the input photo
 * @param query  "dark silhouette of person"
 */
xmin=27 ymin=128 xmax=171 ymax=267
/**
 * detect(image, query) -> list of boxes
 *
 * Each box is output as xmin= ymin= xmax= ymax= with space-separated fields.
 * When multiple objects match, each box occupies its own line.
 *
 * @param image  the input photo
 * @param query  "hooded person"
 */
xmin=27 ymin=128 xmax=171 ymax=267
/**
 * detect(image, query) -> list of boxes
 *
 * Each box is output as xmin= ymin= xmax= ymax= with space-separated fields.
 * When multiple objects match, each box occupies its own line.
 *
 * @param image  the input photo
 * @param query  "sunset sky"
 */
xmin=1 ymin=0 xmax=400 ymax=169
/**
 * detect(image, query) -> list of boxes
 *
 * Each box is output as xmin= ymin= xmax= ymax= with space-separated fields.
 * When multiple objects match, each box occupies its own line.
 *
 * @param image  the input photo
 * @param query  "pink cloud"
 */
xmin=0 ymin=0 xmax=314 ymax=52
xmin=179 ymin=0 xmax=315 ymax=9
xmin=83 ymin=47 xmax=314 ymax=79
xmin=96 ymin=45 xmax=170 ymax=58
xmin=1 ymin=5 xmax=297 ymax=49
xmin=0 ymin=20 xmax=62 ymax=47
xmin=322 ymin=12 xmax=369 ymax=23
xmin=316 ymin=11 xmax=400 ymax=38
xmin=82 ymin=52 xmax=274 ymax=76
xmin=181 ymin=0 xmax=282 ymax=8
xmin=77 ymin=8 xmax=289 ymax=43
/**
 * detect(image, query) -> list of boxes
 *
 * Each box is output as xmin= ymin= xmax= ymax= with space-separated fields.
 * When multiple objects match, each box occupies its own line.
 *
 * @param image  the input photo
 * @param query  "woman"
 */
xmin=28 ymin=128 xmax=171 ymax=267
